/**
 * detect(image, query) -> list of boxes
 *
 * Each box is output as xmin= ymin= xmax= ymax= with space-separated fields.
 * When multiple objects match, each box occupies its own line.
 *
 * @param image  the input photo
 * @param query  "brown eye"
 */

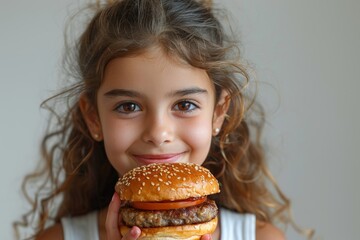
xmin=174 ymin=101 xmax=198 ymax=112
xmin=116 ymin=102 xmax=141 ymax=113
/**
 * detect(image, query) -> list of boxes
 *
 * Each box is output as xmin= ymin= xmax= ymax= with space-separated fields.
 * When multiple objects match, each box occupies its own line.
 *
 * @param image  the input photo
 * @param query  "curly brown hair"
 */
xmin=14 ymin=0 xmax=313 ymax=239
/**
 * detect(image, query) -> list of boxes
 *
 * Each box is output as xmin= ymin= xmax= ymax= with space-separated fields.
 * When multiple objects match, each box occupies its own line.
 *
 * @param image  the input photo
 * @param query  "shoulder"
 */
xmin=256 ymin=221 xmax=285 ymax=240
xmin=35 ymin=223 xmax=63 ymax=240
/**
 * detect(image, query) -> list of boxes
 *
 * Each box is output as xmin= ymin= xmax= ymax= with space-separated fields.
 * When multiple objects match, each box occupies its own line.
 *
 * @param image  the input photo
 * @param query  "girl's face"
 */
xmin=82 ymin=48 xmax=227 ymax=176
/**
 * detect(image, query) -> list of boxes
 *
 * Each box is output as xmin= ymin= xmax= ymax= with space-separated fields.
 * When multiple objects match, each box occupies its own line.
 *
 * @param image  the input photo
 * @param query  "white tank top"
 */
xmin=61 ymin=208 xmax=255 ymax=240
xmin=220 ymin=208 xmax=256 ymax=240
xmin=61 ymin=211 xmax=99 ymax=240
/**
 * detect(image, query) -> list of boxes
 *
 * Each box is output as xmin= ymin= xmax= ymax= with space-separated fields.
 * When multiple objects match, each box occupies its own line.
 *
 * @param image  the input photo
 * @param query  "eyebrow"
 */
xmin=104 ymin=87 xmax=208 ymax=98
xmin=168 ymin=87 xmax=208 ymax=97
xmin=104 ymin=89 xmax=143 ymax=98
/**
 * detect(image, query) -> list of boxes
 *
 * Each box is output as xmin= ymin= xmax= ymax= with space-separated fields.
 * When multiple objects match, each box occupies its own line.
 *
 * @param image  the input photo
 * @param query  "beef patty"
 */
xmin=119 ymin=199 xmax=218 ymax=228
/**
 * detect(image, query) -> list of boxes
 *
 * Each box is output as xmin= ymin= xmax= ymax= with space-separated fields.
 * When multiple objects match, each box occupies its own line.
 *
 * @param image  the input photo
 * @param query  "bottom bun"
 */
xmin=120 ymin=217 xmax=218 ymax=240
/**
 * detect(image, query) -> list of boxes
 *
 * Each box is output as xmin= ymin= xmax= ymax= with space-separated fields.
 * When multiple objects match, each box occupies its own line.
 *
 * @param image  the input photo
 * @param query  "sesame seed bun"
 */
xmin=115 ymin=163 xmax=220 ymax=202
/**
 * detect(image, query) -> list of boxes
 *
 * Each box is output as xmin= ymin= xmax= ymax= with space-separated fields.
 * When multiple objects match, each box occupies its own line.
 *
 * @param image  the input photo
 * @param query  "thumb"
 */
xmin=121 ymin=226 xmax=141 ymax=240
xmin=106 ymin=193 xmax=122 ymax=239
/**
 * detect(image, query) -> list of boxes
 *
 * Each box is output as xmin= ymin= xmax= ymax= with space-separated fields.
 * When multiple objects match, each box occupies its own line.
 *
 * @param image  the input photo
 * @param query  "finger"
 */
xmin=121 ymin=226 xmax=141 ymax=240
xmin=106 ymin=193 xmax=122 ymax=239
xmin=200 ymin=234 xmax=212 ymax=240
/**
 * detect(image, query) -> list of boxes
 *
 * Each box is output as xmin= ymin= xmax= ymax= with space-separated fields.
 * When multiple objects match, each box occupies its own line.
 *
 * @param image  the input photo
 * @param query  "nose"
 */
xmin=141 ymin=112 xmax=174 ymax=146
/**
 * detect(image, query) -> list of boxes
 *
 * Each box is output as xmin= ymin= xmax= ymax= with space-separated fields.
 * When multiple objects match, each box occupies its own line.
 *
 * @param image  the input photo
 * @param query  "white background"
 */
xmin=1 ymin=0 xmax=359 ymax=239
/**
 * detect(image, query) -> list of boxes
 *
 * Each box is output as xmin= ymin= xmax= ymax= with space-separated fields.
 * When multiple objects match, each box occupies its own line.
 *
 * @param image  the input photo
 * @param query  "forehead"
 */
xmin=100 ymin=47 xmax=215 ymax=95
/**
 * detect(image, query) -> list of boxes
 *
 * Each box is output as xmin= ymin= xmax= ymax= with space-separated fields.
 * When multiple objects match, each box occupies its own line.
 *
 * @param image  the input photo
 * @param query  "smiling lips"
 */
xmin=133 ymin=153 xmax=184 ymax=165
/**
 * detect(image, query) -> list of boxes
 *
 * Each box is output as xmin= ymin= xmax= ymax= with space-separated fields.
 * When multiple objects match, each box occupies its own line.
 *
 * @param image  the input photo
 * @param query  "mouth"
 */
xmin=132 ymin=152 xmax=185 ymax=165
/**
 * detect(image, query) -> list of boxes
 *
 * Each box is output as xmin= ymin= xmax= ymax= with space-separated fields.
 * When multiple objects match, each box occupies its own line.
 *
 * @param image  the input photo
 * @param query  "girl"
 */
xmin=15 ymin=0 xmax=307 ymax=239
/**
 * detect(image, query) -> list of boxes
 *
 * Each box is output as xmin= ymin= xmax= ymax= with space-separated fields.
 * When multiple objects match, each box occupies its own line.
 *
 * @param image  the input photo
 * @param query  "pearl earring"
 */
xmin=93 ymin=133 xmax=100 ymax=140
xmin=213 ymin=128 xmax=220 ymax=135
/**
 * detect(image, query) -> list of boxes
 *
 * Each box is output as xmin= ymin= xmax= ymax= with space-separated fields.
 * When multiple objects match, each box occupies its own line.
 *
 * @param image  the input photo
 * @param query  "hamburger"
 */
xmin=115 ymin=162 xmax=220 ymax=240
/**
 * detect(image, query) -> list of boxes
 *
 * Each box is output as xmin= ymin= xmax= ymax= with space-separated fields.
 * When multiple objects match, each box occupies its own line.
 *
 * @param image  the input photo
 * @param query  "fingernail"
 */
xmin=130 ymin=227 xmax=140 ymax=237
xmin=111 ymin=192 xmax=116 ymax=202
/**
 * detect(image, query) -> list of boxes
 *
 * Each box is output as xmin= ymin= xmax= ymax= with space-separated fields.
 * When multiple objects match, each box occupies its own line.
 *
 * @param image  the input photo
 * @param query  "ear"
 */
xmin=212 ymin=90 xmax=230 ymax=136
xmin=79 ymin=95 xmax=103 ymax=141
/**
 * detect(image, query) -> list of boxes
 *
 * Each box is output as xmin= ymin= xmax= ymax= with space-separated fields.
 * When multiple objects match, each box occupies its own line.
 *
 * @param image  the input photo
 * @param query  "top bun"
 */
xmin=115 ymin=163 xmax=220 ymax=202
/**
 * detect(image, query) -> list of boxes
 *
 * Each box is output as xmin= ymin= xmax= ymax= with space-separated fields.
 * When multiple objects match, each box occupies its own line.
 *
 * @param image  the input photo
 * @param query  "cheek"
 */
xmin=181 ymin=117 xmax=213 ymax=163
xmin=101 ymin=119 xmax=140 ymax=172
xmin=103 ymin=126 xmax=132 ymax=155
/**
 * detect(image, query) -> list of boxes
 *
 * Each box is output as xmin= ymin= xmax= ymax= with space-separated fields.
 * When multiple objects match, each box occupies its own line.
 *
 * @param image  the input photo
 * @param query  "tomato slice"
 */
xmin=131 ymin=197 xmax=207 ymax=210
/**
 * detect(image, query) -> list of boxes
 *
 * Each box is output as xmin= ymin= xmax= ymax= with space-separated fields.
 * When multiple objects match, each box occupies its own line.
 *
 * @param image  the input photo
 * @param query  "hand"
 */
xmin=200 ymin=234 xmax=212 ymax=240
xmin=120 ymin=227 xmax=141 ymax=240
xmin=105 ymin=192 xmax=141 ymax=239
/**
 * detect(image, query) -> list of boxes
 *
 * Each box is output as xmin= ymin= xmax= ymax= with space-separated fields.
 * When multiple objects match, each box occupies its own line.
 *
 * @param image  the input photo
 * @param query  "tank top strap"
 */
xmin=219 ymin=208 xmax=256 ymax=240
xmin=61 ymin=211 xmax=99 ymax=240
